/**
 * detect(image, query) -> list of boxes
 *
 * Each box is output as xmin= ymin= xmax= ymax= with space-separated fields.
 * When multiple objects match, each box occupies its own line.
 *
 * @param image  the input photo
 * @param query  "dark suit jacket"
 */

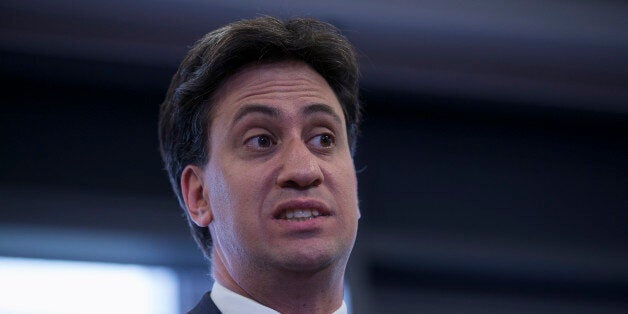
xmin=188 ymin=291 xmax=221 ymax=314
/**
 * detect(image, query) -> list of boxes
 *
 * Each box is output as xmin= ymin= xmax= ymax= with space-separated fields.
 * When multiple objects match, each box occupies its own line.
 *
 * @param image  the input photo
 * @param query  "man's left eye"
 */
xmin=309 ymin=133 xmax=336 ymax=148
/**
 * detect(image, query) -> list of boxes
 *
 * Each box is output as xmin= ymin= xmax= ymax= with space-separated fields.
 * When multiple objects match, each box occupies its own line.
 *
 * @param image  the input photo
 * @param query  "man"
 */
xmin=158 ymin=16 xmax=362 ymax=314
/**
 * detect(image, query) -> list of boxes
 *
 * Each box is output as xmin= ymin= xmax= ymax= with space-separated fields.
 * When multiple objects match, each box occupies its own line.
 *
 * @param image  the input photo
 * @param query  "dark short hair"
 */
xmin=158 ymin=16 xmax=361 ymax=261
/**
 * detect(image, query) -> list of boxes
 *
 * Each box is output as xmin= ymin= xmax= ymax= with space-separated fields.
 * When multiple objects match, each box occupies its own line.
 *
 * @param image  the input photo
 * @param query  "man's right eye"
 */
xmin=245 ymin=134 xmax=275 ymax=150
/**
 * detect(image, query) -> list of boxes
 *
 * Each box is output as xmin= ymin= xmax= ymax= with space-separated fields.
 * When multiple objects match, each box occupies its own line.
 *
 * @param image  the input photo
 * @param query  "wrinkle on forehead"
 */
xmin=235 ymin=80 xmax=326 ymax=103
xmin=212 ymin=61 xmax=336 ymax=112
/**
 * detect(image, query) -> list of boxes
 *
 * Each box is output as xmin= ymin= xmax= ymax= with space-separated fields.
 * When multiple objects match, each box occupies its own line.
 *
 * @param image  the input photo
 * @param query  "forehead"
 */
xmin=210 ymin=61 xmax=342 ymax=120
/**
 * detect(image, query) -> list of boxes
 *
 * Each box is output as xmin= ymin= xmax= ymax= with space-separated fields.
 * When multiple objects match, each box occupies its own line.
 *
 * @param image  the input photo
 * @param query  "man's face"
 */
xmin=202 ymin=61 xmax=359 ymax=274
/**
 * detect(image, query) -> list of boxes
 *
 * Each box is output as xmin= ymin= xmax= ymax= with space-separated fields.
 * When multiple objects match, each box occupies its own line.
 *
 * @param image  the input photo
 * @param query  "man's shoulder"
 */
xmin=188 ymin=291 xmax=221 ymax=314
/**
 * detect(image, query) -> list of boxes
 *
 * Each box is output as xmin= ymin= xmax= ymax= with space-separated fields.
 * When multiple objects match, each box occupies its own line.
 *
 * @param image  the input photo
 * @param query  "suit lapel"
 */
xmin=188 ymin=291 xmax=221 ymax=314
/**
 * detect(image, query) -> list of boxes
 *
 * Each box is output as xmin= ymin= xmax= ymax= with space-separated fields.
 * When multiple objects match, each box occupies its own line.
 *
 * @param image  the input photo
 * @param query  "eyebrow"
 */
xmin=231 ymin=103 xmax=343 ymax=125
xmin=302 ymin=103 xmax=343 ymax=125
xmin=232 ymin=104 xmax=281 ymax=124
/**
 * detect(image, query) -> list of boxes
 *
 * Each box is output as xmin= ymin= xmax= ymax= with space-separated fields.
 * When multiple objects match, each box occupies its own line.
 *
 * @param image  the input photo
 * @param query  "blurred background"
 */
xmin=1 ymin=0 xmax=627 ymax=313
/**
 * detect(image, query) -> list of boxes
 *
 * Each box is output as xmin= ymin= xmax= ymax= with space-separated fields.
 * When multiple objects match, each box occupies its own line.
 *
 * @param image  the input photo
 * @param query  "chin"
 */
xmin=272 ymin=244 xmax=350 ymax=273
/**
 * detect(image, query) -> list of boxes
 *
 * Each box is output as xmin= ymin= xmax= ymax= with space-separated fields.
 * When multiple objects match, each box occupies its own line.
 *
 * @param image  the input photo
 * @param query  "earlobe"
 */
xmin=181 ymin=165 xmax=213 ymax=227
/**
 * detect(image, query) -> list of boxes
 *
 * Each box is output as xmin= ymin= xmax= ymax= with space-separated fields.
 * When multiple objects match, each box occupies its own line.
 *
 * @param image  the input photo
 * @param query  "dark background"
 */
xmin=1 ymin=1 xmax=627 ymax=313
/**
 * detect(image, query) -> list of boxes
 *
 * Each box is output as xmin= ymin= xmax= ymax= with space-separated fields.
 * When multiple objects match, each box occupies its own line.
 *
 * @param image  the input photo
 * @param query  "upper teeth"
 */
xmin=284 ymin=209 xmax=321 ymax=219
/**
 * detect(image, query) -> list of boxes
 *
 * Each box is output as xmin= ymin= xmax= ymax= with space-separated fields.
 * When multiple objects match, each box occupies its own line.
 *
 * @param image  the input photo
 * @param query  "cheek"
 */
xmin=345 ymin=167 xmax=360 ymax=220
xmin=206 ymin=158 xmax=240 ymax=224
xmin=208 ymin=164 xmax=228 ymax=205
xmin=343 ymin=157 xmax=359 ymax=194
xmin=209 ymin=161 xmax=270 ymax=226
xmin=330 ymin=161 xmax=359 ymax=215
xmin=207 ymin=166 xmax=254 ymax=254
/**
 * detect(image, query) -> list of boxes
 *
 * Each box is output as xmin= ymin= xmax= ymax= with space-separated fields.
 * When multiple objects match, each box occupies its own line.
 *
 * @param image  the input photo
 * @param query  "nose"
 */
xmin=276 ymin=139 xmax=323 ymax=189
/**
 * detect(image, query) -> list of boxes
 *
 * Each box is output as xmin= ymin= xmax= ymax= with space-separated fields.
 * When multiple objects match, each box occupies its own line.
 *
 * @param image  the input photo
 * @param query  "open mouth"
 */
xmin=273 ymin=199 xmax=332 ymax=222
xmin=275 ymin=208 xmax=331 ymax=221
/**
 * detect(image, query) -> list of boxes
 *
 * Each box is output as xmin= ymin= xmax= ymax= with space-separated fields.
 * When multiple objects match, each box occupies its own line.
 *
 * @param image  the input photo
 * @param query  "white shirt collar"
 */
xmin=210 ymin=281 xmax=348 ymax=314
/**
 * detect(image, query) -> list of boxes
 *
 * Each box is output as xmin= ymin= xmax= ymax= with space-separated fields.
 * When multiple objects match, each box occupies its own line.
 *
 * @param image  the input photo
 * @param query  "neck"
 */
xmin=212 ymin=246 xmax=346 ymax=314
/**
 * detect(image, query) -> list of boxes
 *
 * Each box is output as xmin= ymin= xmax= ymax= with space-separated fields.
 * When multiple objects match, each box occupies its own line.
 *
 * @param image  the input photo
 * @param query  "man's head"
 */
xmin=158 ymin=17 xmax=361 ymax=272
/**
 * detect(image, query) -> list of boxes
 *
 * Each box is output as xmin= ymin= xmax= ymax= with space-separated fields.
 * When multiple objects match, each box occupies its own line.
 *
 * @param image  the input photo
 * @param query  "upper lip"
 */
xmin=272 ymin=198 xmax=332 ymax=219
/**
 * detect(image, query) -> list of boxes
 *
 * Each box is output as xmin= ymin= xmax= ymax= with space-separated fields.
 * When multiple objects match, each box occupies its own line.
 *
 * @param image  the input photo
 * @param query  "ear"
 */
xmin=181 ymin=165 xmax=213 ymax=227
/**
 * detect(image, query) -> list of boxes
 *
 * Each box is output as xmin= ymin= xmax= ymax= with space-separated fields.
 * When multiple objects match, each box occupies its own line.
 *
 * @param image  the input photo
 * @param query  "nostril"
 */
xmin=277 ymin=169 xmax=323 ymax=188
xmin=279 ymin=177 xmax=321 ymax=190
